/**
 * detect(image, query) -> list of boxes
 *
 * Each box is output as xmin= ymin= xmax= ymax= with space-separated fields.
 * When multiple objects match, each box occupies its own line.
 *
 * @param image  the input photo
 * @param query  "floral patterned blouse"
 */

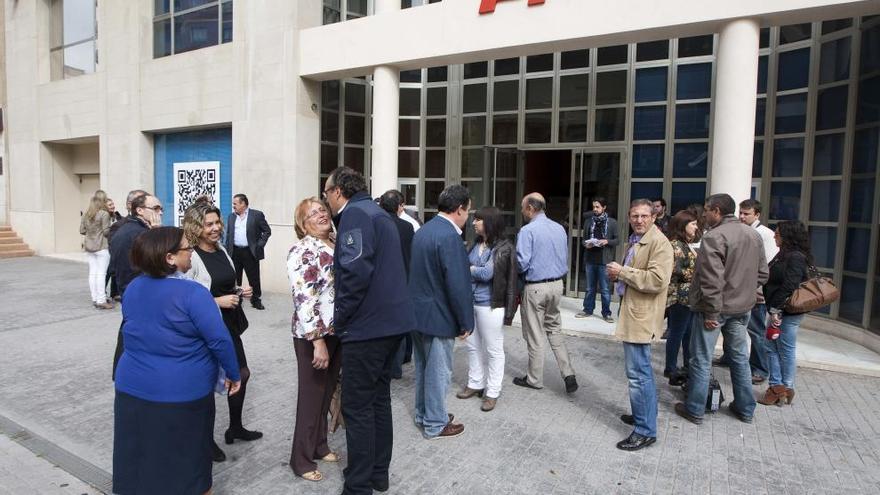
xmin=667 ymin=239 xmax=697 ymax=307
xmin=287 ymin=235 xmax=335 ymax=340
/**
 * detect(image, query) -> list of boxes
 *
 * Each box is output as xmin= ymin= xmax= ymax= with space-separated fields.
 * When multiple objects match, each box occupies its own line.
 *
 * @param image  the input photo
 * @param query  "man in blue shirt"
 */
xmin=514 ymin=193 xmax=578 ymax=394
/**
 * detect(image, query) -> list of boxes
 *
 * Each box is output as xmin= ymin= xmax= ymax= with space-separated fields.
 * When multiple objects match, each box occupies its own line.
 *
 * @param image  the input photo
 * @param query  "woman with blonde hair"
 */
xmin=80 ymin=195 xmax=113 ymax=309
xmin=286 ymin=197 xmax=340 ymax=482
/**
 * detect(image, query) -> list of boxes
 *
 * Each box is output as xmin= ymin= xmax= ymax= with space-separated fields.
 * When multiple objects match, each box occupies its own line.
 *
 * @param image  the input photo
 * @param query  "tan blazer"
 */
xmin=614 ymin=224 xmax=674 ymax=344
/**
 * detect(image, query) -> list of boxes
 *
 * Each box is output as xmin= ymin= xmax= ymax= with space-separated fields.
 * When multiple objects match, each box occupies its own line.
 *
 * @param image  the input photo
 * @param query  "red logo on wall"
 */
xmin=479 ymin=0 xmax=545 ymax=15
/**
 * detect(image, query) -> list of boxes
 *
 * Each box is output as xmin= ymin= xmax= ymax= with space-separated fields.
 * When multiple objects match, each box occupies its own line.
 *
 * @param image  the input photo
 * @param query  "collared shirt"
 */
xmin=399 ymin=211 xmax=421 ymax=232
xmin=750 ymin=220 xmax=779 ymax=262
xmin=516 ymin=212 xmax=568 ymax=282
xmin=617 ymin=233 xmax=644 ymax=297
xmin=287 ymin=235 xmax=335 ymax=340
xmin=233 ymin=208 xmax=249 ymax=247
xmin=438 ymin=213 xmax=463 ymax=235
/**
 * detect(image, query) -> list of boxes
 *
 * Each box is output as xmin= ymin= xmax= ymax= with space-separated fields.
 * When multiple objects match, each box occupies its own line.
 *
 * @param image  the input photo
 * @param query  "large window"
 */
xmin=153 ymin=0 xmax=233 ymax=58
xmin=50 ymin=0 xmax=97 ymax=80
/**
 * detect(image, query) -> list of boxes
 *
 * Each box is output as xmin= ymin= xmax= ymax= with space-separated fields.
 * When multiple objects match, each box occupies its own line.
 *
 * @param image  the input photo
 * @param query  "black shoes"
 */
xmin=372 ymin=478 xmax=390 ymax=492
xmin=512 ymin=376 xmax=542 ymax=390
xmin=564 ymin=375 xmax=579 ymax=394
xmin=251 ymin=297 xmax=265 ymax=310
xmin=224 ymin=427 xmax=264 ymax=444
xmin=674 ymin=402 xmax=704 ymax=425
xmin=728 ymin=405 xmax=754 ymax=424
xmin=616 ymin=432 xmax=656 ymax=451
xmin=620 ymin=414 xmax=635 ymax=426
xmin=212 ymin=440 xmax=226 ymax=462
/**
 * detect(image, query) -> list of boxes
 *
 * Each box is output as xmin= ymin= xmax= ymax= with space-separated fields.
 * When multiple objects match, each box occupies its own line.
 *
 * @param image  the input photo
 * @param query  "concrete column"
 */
xmin=709 ymin=18 xmax=760 ymax=206
xmin=370 ymin=0 xmax=401 ymax=195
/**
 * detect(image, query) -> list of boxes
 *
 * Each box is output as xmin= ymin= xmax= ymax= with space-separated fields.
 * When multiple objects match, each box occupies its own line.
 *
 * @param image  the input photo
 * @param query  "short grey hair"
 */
xmin=629 ymin=198 xmax=653 ymax=212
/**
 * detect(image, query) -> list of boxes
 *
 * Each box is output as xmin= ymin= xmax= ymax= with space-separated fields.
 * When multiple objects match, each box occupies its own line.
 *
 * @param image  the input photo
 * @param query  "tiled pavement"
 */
xmin=1 ymin=256 xmax=880 ymax=494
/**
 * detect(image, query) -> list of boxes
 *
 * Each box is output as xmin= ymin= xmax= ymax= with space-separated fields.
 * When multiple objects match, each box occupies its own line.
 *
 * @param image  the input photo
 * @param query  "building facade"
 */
xmin=2 ymin=0 xmax=879 ymax=344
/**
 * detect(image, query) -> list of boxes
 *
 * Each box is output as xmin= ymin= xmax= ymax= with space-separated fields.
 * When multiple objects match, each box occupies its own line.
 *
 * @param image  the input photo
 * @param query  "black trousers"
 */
xmin=341 ymin=335 xmax=403 ymax=495
xmin=232 ymin=246 xmax=262 ymax=299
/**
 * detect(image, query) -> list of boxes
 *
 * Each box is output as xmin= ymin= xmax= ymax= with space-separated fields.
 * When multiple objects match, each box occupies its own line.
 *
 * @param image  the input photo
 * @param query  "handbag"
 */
xmin=785 ymin=266 xmax=840 ymax=314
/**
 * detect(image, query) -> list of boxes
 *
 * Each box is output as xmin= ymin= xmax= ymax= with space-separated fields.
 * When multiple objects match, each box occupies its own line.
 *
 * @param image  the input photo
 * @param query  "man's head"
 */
xmin=131 ymin=193 xmax=163 ymax=228
xmin=324 ymin=167 xmax=367 ymax=215
xmin=232 ymin=194 xmax=249 ymax=215
xmin=520 ymin=192 xmax=546 ymax=222
xmin=125 ymin=189 xmax=147 ymax=214
xmin=629 ymin=199 xmax=654 ymax=236
xmin=592 ymin=197 xmax=608 ymax=216
xmin=703 ymin=193 xmax=736 ymax=228
xmin=379 ymin=190 xmax=405 ymax=216
xmin=438 ymin=184 xmax=471 ymax=229
xmin=651 ymin=198 xmax=667 ymax=218
xmin=738 ymin=199 xmax=763 ymax=226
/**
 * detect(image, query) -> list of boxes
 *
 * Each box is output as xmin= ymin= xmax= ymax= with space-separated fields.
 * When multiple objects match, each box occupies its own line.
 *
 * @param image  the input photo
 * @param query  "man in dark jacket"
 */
xmin=324 ymin=167 xmax=415 ymax=495
xmin=576 ymin=196 xmax=619 ymax=322
xmin=226 ymin=194 xmax=271 ymax=310
xmin=409 ymin=185 xmax=475 ymax=440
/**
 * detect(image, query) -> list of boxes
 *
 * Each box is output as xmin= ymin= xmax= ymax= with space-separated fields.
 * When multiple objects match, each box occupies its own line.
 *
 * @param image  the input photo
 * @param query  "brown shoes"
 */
xmin=456 ymin=387 xmax=484 ymax=399
xmin=94 ymin=301 xmax=114 ymax=310
xmin=481 ymin=397 xmax=497 ymax=412
xmin=757 ymin=385 xmax=787 ymax=406
xmin=430 ymin=422 xmax=465 ymax=439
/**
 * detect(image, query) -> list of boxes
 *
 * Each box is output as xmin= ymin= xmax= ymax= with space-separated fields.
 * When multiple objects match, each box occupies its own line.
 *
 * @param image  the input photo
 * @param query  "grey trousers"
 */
xmin=521 ymin=279 xmax=576 ymax=388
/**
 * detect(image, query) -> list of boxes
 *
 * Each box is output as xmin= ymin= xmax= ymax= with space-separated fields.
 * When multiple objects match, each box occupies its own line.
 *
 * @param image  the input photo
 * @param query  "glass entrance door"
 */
xmin=566 ymin=150 xmax=624 ymax=297
xmin=484 ymin=147 xmax=523 ymax=235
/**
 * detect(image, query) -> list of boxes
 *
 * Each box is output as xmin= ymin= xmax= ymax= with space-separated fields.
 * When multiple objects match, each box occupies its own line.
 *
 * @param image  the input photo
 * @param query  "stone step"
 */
xmin=0 ymin=231 xmax=17 ymax=238
xmin=0 ymin=226 xmax=11 ymax=232
xmin=0 ymin=249 xmax=35 ymax=259
xmin=0 ymin=243 xmax=30 ymax=252
xmin=0 ymin=236 xmax=23 ymax=244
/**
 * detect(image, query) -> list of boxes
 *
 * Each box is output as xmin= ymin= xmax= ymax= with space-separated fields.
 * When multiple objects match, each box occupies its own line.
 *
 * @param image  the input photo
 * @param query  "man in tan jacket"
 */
xmin=607 ymin=199 xmax=673 ymax=451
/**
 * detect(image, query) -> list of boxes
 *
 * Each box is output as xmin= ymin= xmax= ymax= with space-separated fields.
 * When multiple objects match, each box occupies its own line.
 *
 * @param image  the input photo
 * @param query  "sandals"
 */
xmin=301 ymin=470 xmax=323 ymax=482
xmin=320 ymin=452 xmax=340 ymax=463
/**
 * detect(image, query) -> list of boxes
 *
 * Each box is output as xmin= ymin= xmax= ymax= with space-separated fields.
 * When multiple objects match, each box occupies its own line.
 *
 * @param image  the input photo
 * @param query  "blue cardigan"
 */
xmin=115 ymin=275 xmax=241 ymax=402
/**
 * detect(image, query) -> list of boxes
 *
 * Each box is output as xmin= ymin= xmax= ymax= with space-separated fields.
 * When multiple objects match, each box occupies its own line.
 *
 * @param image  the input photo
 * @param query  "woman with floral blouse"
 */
xmin=664 ymin=210 xmax=699 ymax=378
xmin=286 ymin=197 xmax=340 ymax=482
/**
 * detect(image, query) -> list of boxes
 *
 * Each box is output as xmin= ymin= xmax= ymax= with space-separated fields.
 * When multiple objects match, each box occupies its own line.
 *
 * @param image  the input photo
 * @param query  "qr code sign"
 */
xmin=173 ymin=162 xmax=221 ymax=226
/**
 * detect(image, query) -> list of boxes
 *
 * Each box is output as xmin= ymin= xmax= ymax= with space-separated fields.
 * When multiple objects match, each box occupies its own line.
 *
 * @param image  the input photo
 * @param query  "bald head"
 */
xmin=521 ymin=192 xmax=546 ymax=222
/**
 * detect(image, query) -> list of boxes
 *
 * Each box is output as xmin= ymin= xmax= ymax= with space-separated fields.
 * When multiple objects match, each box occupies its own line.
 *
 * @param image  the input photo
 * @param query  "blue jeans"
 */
xmin=623 ymin=343 xmax=657 ymax=438
xmin=765 ymin=313 xmax=804 ymax=388
xmin=717 ymin=304 xmax=769 ymax=378
xmin=412 ymin=332 xmax=455 ymax=438
xmin=685 ymin=312 xmax=756 ymax=419
xmin=664 ymin=304 xmax=693 ymax=374
xmin=582 ymin=263 xmax=611 ymax=317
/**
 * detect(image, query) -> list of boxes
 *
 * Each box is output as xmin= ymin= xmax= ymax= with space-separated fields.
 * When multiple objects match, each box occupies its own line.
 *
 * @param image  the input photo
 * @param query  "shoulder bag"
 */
xmin=785 ymin=265 xmax=840 ymax=314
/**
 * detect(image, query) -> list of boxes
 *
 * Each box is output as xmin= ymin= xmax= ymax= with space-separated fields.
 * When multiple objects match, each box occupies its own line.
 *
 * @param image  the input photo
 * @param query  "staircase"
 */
xmin=0 ymin=226 xmax=35 ymax=259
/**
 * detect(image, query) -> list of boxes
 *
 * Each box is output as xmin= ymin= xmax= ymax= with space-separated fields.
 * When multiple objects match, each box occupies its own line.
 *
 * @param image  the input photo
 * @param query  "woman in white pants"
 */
xmin=456 ymin=207 xmax=519 ymax=412
xmin=80 ymin=196 xmax=113 ymax=309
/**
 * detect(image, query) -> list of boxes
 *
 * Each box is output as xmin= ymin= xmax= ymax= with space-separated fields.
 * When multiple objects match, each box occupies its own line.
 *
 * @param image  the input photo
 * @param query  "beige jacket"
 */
xmin=79 ymin=210 xmax=111 ymax=253
xmin=614 ymin=224 xmax=674 ymax=344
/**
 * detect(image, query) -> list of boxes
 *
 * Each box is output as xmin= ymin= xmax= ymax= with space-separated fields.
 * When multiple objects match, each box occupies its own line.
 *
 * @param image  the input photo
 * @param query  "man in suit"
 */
xmin=324 ymin=167 xmax=415 ymax=495
xmin=226 ymin=194 xmax=271 ymax=310
xmin=409 ymin=184 xmax=475 ymax=439
xmin=576 ymin=196 xmax=619 ymax=322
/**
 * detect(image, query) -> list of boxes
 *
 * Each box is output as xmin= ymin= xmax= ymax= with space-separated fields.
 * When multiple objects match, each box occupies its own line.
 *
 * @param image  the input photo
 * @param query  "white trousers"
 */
xmin=465 ymin=306 xmax=506 ymax=398
xmin=87 ymin=249 xmax=110 ymax=304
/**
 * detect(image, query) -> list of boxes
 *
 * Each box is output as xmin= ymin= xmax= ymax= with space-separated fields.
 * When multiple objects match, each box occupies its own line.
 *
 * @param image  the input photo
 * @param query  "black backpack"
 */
xmin=675 ymin=373 xmax=726 ymax=413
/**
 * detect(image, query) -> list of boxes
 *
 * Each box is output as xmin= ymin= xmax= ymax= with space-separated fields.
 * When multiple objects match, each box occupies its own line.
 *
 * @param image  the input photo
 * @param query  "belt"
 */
xmin=525 ymin=277 xmax=563 ymax=285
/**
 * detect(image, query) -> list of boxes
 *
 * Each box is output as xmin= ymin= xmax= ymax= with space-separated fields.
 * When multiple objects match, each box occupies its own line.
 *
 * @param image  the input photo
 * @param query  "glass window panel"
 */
xmin=60 ymin=41 xmax=96 ymax=77
xmin=780 ymin=23 xmax=812 ymax=44
xmin=323 ymin=0 xmax=341 ymax=24
xmin=345 ymin=84 xmax=366 ymax=113
xmin=676 ymin=63 xmax=712 ymax=100
xmin=558 ymin=110 xmax=588 ymax=143
xmin=462 ymin=116 xmax=486 ymax=146
xmin=632 ymin=144 xmax=664 ymax=178
xmin=175 ymin=0 xmax=214 ymax=11
xmin=758 ymin=55 xmax=768 ymax=94
xmin=772 ymin=138 xmax=805 ymax=177
xmin=678 ymin=35 xmax=713 ymax=57
xmin=464 ymin=62 xmax=488 ymax=79
xmin=777 ymin=48 xmax=811 ymax=90
xmin=672 ymin=142 xmax=708 ymax=178
xmin=343 ymin=146 xmax=364 ymax=173
xmin=636 ymin=40 xmax=669 ymax=62
xmin=820 ymin=37 xmax=851 ymax=84
xmin=861 ymin=25 xmax=880 ymax=75
xmin=398 ymin=119 xmax=420 ymax=147
xmin=426 ymin=87 xmax=446 ymax=116
xmin=495 ymin=152 xmax=518 ymax=178
xmin=594 ymin=108 xmax=626 ymax=141
xmin=322 ymin=81 xmax=340 ymax=110
xmin=839 ymin=276 xmax=866 ymax=323
xmin=154 ymin=20 xmax=172 ymax=58
xmin=755 ymin=98 xmax=766 ymax=136
xmin=321 ymin=110 xmax=339 ymax=141
xmin=822 ymin=18 xmax=852 ymax=34
xmin=674 ymin=103 xmax=710 ymax=139
xmin=816 ymin=86 xmax=848 ymax=130
xmin=853 ymin=128 xmax=879 ymax=173
xmin=463 ymin=83 xmax=487 ymax=114
xmin=874 ymin=282 xmax=880 ymax=331
xmin=631 ymin=182 xmax=663 ymax=202
xmin=426 ymin=119 xmax=446 ymax=147
xmin=524 ymin=112 xmax=552 ymax=143
xmin=346 ymin=0 xmax=368 ymax=18
xmin=400 ymin=88 xmax=421 ymax=116
xmin=774 ymin=93 xmax=807 ymax=134
xmin=844 ymin=229 xmax=871 ymax=272
xmin=221 ymin=1 xmax=232 ymax=43
xmin=461 ymin=149 xmax=484 ymax=177
xmin=320 ymin=144 xmax=338 ymax=174
xmin=495 ymin=181 xmax=517 ymax=211
xmin=156 ymin=0 xmax=171 ymax=15
xmin=492 ymin=114 xmax=518 ymax=144
xmin=769 ymin=182 xmax=801 ymax=220
xmin=559 ymin=74 xmax=589 ymax=107
xmin=809 ymin=226 xmax=837 ymax=268
xmin=494 ymin=57 xmax=520 ymax=76
xmin=813 ymin=133 xmax=845 ymax=175
xmin=753 ymin=141 xmax=764 ymax=178
xmin=344 ymin=115 xmax=365 ymax=145
xmin=427 ymin=66 xmax=447 ymax=82
xmin=397 ymin=150 xmax=419 ymax=178
xmin=597 ymin=45 xmax=628 ymax=65
xmin=810 ymin=181 xmax=841 ymax=222
xmin=425 ymin=150 xmax=445 ymax=178
xmin=635 ymin=67 xmax=668 ymax=103
xmin=848 ymin=179 xmax=876 ymax=223
xmin=63 ymin=0 xmax=96 ymax=45
xmin=560 ymin=49 xmax=589 ymax=69
xmin=595 ymin=71 xmax=627 ymax=105
xmin=400 ymin=69 xmax=421 ymax=83
xmin=173 ymin=6 xmax=219 ymax=55
xmin=493 ymin=80 xmax=519 ymax=111
xmin=857 ymin=77 xmax=880 ymax=124
xmin=760 ymin=28 xmax=769 ymax=49
xmin=670 ymin=183 xmax=707 ymax=215
xmin=525 ymin=78 xmax=553 ymax=109
xmin=633 ymin=106 xmax=666 ymax=140
xmin=526 ymin=54 xmax=553 ymax=73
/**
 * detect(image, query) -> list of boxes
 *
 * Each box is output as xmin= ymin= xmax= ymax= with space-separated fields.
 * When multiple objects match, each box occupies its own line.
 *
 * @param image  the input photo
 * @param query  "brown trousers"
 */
xmin=290 ymin=336 xmax=342 ymax=475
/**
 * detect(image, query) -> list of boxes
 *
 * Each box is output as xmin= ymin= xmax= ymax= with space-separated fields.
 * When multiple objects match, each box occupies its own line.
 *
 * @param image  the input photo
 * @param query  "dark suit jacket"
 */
xmin=392 ymin=214 xmax=415 ymax=280
xmin=409 ymin=216 xmax=475 ymax=338
xmin=226 ymin=208 xmax=271 ymax=260
xmin=581 ymin=211 xmax=620 ymax=265
xmin=108 ymin=215 xmax=150 ymax=297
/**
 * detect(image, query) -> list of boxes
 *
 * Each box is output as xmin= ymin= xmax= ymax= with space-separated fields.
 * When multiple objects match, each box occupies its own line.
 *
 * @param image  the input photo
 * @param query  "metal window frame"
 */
xmin=49 ymin=0 xmax=99 ymax=79
xmin=153 ymin=0 xmax=232 ymax=58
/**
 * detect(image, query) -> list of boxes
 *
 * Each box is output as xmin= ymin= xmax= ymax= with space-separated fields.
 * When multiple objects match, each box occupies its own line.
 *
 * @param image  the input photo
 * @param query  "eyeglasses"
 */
xmin=322 ymin=186 xmax=338 ymax=200
xmin=172 ymin=246 xmax=194 ymax=253
xmin=147 ymin=205 xmax=164 ymax=213
xmin=306 ymin=208 xmax=327 ymax=220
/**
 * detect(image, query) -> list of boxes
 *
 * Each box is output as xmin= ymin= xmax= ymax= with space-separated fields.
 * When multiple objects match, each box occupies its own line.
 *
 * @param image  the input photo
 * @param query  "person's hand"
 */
xmin=770 ymin=313 xmax=782 ymax=327
xmin=458 ymin=330 xmax=473 ymax=340
xmin=239 ymin=286 xmax=253 ymax=298
xmin=704 ymin=318 xmax=720 ymax=330
xmin=606 ymin=262 xmax=622 ymax=281
xmin=227 ymin=379 xmax=242 ymax=395
xmin=312 ymin=339 xmax=330 ymax=370
xmin=598 ymin=239 xmax=608 ymax=247
xmin=217 ymin=294 xmax=240 ymax=309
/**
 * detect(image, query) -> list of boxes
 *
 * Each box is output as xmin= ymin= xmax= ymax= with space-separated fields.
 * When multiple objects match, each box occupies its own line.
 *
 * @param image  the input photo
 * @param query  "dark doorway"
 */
xmin=523 ymin=150 xmax=572 ymax=228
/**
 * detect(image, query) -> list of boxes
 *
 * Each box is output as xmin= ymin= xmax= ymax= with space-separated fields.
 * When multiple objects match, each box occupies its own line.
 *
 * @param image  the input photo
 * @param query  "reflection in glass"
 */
xmin=595 ymin=71 xmax=627 ymax=105
xmin=816 ymin=86 xmax=848 ymax=130
xmin=631 ymin=182 xmax=662 ymax=203
xmin=820 ymin=37 xmax=851 ymax=84
xmin=813 ymin=133 xmax=845 ymax=175
xmin=772 ymin=138 xmax=805 ymax=177
xmin=774 ymin=93 xmax=807 ymax=134
xmin=674 ymin=103 xmax=710 ymax=139
xmin=322 ymin=81 xmax=340 ymax=110
xmin=862 ymin=25 xmax=880 ymax=75
xmin=672 ymin=143 xmax=708 ymax=178
xmin=461 ymin=149 xmax=484 ymax=178
xmin=777 ymin=48 xmax=810 ymax=90
xmin=821 ymin=18 xmax=852 ymax=34
xmin=492 ymin=114 xmax=518 ymax=145
xmin=677 ymin=63 xmax=712 ymax=100
xmin=462 ymin=116 xmax=486 ymax=146
xmin=809 ymin=181 xmax=841 ymax=222
xmin=780 ymin=23 xmax=811 ymax=44
xmin=424 ymin=181 xmax=445 ymax=209
xmin=559 ymin=74 xmax=589 ymax=107
xmin=221 ymin=1 xmax=232 ymax=43
xmin=559 ymin=110 xmax=588 ymax=143
xmin=670 ymin=182 xmax=706 ymax=215
xmin=848 ymin=179 xmax=876 ymax=224
xmin=853 ymin=128 xmax=879 ymax=173
xmin=634 ymin=106 xmax=666 ymax=141
xmin=493 ymin=80 xmax=519 ymax=111
xmin=174 ymin=6 xmax=219 ymax=54
xmin=678 ymin=35 xmax=713 ymax=57
xmin=769 ymin=182 xmax=801 ymax=220
xmin=463 ymin=84 xmax=487 ymax=114
xmin=343 ymin=147 xmax=364 ymax=173
xmin=494 ymin=181 xmax=518 ymax=211
xmin=595 ymin=108 xmax=626 ymax=141
xmin=632 ymin=144 xmax=664 ymax=178
xmin=845 ymin=229 xmax=871 ymax=272
xmin=635 ymin=67 xmax=667 ymax=103
xmin=526 ymin=78 xmax=553 ymax=109
xmin=154 ymin=20 xmax=172 ymax=58
xmin=809 ymin=226 xmax=837 ymax=268
xmin=839 ymin=276 xmax=866 ymax=323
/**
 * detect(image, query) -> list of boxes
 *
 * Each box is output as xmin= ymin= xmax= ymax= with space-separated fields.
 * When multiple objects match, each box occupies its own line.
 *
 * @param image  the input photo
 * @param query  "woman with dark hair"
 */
xmin=456 ymin=207 xmax=518 ymax=412
xmin=664 ymin=210 xmax=699 ymax=378
xmin=759 ymin=220 xmax=812 ymax=406
xmin=183 ymin=204 xmax=262 ymax=463
xmin=113 ymin=226 xmax=241 ymax=495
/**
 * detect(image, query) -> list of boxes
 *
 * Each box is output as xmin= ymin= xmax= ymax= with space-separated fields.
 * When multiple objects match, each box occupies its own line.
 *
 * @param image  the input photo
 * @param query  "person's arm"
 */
xmin=443 ymin=234 xmax=476 ymax=335
xmin=470 ymin=248 xmax=495 ymax=282
xmin=79 ymin=215 xmax=87 ymax=236
xmin=287 ymin=245 xmax=333 ymax=340
xmin=694 ymin=233 xmax=726 ymax=321
xmin=256 ymin=211 xmax=272 ymax=248
xmin=515 ymin=228 xmax=533 ymax=275
xmin=616 ymin=239 xmax=674 ymax=295
xmin=333 ymin=208 xmax=376 ymax=330
xmin=605 ymin=218 xmax=620 ymax=247
xmin=768 ymin=253 xmax=807 ymax=312
xmin=188 ymin=287 xmax=241 ymax=382
xmin=501 ymin=245 xmax=519 ymax=325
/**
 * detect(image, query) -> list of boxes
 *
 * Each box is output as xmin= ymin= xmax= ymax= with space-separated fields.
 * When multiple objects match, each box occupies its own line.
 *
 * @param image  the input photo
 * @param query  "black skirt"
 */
xmin=113 ymin=391 xmax=214 ymax=495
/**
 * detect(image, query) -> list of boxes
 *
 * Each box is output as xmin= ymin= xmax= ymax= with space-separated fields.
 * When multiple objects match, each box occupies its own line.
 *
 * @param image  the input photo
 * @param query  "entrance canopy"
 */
xmin=299 ymin=0 xmax=877 ymax=80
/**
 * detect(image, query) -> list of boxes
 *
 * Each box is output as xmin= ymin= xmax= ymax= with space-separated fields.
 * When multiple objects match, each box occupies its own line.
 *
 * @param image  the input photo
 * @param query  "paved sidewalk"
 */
xmin=2 ymin=256 xmax=880 ymax=494
xmin=0 ymin=434 xmax=98 ymax=495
